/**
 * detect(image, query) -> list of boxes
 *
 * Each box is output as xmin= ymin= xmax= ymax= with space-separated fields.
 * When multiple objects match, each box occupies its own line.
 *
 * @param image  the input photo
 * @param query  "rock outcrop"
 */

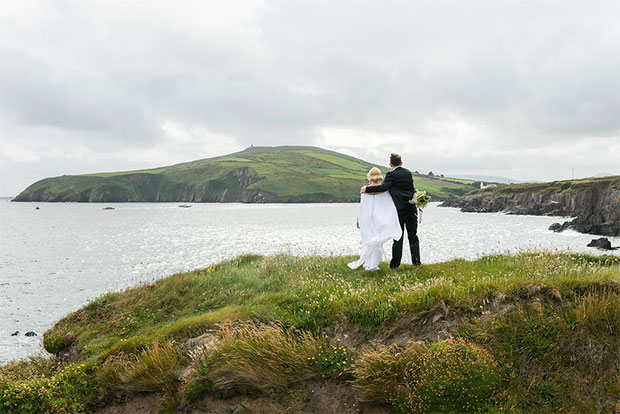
xmin=587 ymin=238 xmax=617 ymax=250
xmin=440 ymin=176 xmax=620 ymax=237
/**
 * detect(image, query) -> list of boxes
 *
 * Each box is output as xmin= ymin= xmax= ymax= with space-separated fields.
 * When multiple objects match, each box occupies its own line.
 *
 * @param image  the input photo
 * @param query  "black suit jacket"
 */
xmin=365 ymin=166 xmax=416 ymax=211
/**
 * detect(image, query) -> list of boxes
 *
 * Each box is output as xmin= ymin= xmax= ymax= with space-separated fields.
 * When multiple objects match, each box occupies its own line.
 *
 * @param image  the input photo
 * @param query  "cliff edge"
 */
xmin=440 ymin=176 xmax=620 ymax=236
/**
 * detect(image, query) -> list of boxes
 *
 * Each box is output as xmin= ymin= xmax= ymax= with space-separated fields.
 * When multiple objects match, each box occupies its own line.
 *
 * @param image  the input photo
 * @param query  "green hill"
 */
xmin=13 ymin=146 xmax=477 ymax=202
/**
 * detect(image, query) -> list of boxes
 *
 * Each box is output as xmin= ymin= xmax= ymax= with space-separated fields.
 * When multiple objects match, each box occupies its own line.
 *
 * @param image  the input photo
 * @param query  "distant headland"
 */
xmin=12 ymin=146 xmax=478 ymax=203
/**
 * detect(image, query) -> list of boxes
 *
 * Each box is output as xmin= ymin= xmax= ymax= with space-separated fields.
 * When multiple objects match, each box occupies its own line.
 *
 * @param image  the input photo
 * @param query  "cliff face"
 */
xmin=11 ymin=167 xmax=357 ymax=203
xmin=440 ymin=177 xmax=620 ymax=237
xmin=12 ymin=168 xmax=284 ymax=203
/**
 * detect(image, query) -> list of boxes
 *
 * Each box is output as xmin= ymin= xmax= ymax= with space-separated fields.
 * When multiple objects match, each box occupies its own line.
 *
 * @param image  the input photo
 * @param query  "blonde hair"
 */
xmin=367 ymin=167 xmax=383 ymax=184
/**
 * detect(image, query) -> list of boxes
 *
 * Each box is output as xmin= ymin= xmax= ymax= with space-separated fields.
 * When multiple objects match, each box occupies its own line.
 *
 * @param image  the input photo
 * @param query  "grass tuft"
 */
xmin=186 ymin=321 xmax=322 ymax=397
xmin=576 ymin=288 xmax=620 ymax=336
xmin=98 ymin=342 xmax=183 ymax=408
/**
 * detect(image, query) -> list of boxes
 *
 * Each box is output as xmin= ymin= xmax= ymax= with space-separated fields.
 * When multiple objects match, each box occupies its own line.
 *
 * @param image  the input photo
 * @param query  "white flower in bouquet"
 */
xmin=409 ymin=190 xmax=431 ymax=224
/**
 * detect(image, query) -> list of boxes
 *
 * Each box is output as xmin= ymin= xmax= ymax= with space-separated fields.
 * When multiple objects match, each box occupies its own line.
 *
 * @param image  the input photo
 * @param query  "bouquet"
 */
xmin=409 ymin=190 xmax=431 ymax=208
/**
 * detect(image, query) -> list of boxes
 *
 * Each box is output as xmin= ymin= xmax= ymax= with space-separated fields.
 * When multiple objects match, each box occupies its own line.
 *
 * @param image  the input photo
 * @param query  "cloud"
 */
xmin=154 ymin=120 xmax=245 ymax=164
xmin=0 ymin=140 xmax=41 ymax=163
xmin=0 ymin=0 xmax=619 ymax=194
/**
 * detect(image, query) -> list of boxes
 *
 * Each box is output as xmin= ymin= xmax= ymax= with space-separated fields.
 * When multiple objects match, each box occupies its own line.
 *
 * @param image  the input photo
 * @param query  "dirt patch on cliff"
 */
xmin=95 ymin=394 xmax=161 ymax=414
xmin=378 ymin=300 xmax=465 ymax=346
xmin=94 ymin=380 xmax=390 ymax=414
xmin=377 ymin=287 xmax=569 ymax=347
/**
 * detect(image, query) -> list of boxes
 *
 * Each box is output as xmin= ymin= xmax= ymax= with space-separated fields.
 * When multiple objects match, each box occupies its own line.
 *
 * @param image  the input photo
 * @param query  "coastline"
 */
xmin=441 ymin=176 xmax=620 ymax=237
xmin=2 ymin=202 xmax=620 ymax=366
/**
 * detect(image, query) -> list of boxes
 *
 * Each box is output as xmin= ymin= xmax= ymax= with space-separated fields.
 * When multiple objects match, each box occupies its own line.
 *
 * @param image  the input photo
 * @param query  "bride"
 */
xmin=348 ymin=168 xmax=402 ymax=271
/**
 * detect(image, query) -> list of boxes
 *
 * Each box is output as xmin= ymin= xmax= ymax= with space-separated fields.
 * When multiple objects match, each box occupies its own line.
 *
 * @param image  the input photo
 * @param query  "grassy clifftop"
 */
xmin=13 ymin=146 xmax=476 ymax=202
xmin=1 ymin=252 xmax=619 ymax=413
xmin=471 ymin=175 xmax=620 ymax=197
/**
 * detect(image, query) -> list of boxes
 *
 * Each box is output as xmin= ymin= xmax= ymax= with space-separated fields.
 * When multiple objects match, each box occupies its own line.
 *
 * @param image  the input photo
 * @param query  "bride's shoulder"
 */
xmin=362 ymin=191 xmax=385 ymax=198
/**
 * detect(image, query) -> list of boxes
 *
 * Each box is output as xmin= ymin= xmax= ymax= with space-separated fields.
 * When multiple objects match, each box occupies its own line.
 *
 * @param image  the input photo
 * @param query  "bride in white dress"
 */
xmin=348 ymin=168 xmax=403 ymax=271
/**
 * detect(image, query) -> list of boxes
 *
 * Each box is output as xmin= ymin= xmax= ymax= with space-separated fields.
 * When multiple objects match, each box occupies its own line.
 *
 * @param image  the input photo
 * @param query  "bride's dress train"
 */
xmin=348 ymin=192 xmax=402 ymax=271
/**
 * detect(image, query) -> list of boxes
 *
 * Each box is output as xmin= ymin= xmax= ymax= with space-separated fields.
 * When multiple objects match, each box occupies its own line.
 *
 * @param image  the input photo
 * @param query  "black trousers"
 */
xmin=391 ymin=206 xmax=421 ymax=268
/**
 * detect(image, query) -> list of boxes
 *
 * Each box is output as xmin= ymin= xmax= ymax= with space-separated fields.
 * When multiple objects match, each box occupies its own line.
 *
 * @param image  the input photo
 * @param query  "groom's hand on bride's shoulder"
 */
xmin=360 ymin=186 xmax=366 ymax=194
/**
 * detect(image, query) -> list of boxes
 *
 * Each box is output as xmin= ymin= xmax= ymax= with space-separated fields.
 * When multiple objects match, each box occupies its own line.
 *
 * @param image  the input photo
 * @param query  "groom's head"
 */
xmin=389 ymin=153 xmax=402 ymax=168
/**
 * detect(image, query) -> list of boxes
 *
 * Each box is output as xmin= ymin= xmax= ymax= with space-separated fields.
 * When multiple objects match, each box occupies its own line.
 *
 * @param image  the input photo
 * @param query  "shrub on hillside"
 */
xmin=402 ymin=338 xmax=502 ymax=413
xmin=353 ymin=339 xmax=502 ymax=413
xmin=353 ymin=342 xmax=425 ymax=403
xmin=42 ymin=331 xmax=73 ymax=355
xmin=309 ymin=339 xmax=354 ymax=377
xmin=0 ymin=362 xmax=94 ymax=414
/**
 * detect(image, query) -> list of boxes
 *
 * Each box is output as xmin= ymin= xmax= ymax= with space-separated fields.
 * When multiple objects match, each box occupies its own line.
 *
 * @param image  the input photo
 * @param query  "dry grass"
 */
xmin=98 ymin=342 xmax=182 ymax=407
xmin=576 ymin=288 xmax=620 ymax=335
xmin=188 ymin=321 xmax=322 ymax=395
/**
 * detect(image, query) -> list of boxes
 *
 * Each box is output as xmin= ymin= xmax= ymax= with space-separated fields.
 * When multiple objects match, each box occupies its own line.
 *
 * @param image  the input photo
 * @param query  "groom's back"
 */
xmin=387 ymin=167 xmax=415 ymax=210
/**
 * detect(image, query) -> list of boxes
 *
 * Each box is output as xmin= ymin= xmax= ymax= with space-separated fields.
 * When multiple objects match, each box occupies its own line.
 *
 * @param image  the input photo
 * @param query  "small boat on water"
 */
xmin=102 ymin=207 xmax=115 ymax=210
xmin=178 ymin=204 xmax=192 ymax=208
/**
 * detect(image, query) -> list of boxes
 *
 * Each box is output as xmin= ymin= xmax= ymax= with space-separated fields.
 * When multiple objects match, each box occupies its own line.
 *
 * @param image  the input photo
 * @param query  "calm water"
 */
xmin=1 ymin=200 xmax=619 ymax=364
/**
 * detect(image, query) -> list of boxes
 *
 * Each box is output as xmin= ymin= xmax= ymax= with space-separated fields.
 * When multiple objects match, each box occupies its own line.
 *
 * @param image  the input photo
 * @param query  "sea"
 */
xmin=1 ymin=199 xmax=619 ymax=364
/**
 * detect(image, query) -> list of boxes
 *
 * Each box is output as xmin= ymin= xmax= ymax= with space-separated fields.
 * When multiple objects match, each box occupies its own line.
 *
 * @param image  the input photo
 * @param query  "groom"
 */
xmin=361 ymin=153 xmax=421 ymax=268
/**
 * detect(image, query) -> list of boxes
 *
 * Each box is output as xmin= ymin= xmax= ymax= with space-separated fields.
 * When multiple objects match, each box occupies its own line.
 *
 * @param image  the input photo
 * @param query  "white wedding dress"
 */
xmin=348 ymin=192 xmax=403 ymax=271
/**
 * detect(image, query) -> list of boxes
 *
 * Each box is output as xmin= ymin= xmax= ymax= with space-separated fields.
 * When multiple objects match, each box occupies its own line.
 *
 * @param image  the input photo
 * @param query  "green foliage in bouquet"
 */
xmin=410 ymin=190 xmax=431 ymax=208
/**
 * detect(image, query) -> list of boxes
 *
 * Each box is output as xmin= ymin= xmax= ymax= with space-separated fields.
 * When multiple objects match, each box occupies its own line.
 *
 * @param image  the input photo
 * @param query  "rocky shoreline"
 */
xmin=440 ymin=176 xmax=620 ymax=237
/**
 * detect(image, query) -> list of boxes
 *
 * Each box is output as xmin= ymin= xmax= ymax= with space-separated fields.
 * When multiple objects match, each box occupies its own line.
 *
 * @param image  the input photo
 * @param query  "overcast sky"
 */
xmin=1 ymin=0 xmax=619 ymax=195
